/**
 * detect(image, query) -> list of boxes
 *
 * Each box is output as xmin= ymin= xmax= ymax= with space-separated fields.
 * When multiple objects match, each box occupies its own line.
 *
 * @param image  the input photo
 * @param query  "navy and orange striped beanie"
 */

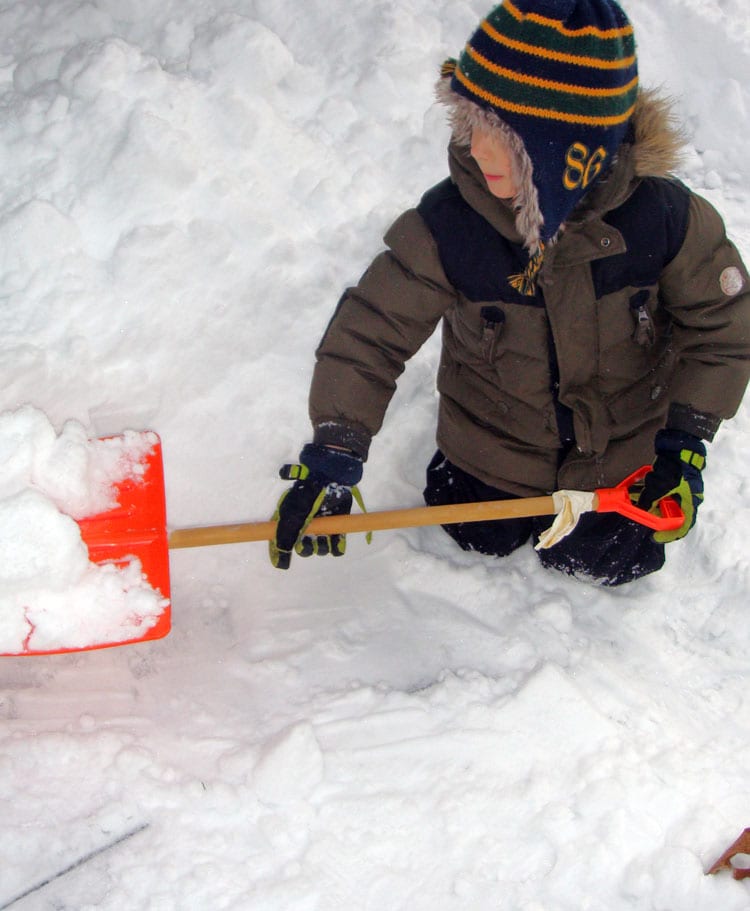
xmin=442 ymin=0 xmax=638 ymax=257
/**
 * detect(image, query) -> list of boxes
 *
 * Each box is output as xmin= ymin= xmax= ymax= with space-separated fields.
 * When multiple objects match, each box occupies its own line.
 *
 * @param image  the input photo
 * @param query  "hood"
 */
xmin=445 ymin=88 xmax=686 ymax=250
xmin=571 ymin=88 xmax=686 ymax=222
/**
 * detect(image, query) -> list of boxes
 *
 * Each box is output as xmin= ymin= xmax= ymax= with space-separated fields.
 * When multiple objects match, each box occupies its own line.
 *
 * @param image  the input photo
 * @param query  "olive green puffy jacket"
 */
xmin=309 ymin=94 xmax=750 ymax=495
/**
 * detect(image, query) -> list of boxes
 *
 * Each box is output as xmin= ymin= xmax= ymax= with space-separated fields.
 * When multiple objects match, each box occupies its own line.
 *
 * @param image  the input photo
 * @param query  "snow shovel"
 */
xmin=4 ymin=434 xmax=683 ymax=658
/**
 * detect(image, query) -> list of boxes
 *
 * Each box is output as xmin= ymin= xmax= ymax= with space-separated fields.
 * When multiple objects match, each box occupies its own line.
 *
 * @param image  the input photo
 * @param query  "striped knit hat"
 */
xmin=441 ymin=0 xmax=638 ymax=290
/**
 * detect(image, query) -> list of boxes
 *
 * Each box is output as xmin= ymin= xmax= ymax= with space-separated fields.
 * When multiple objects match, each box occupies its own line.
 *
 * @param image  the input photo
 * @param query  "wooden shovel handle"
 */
xmin=167 ymin=495 xmax=557 ymax=549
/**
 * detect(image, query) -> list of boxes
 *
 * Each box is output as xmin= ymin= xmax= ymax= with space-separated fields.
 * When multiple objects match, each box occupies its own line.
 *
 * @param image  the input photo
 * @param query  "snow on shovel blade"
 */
xmin=77 ymin=437 xmax=171 ymax=641
xmin=73 ymin=437 xmax=171 ymax=653
xmin=3 ymin=437 xmax=171 ymax=658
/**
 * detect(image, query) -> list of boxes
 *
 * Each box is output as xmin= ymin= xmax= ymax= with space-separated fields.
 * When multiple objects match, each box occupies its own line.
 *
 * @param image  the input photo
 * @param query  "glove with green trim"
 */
xmin=638 ymin=429 xmax=706 ymax=543
xmin=269 ymin=443 xmax=364 ymax=569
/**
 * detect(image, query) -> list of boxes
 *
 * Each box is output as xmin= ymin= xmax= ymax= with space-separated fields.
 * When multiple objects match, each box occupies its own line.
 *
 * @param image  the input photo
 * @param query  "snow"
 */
xmin=0 ymin=407 xmax=165 ymax=653
xmin=0 ymin=0 xmax=749 ymax=908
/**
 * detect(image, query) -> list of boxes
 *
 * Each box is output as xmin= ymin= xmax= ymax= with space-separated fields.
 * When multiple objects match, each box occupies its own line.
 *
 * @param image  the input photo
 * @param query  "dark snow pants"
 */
xmin=423 ymin=451 xmax=665 ymax=586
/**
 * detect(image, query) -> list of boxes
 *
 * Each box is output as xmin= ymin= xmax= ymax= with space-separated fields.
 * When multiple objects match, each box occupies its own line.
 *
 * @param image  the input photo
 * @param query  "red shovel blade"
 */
xmin=4 ymin=436 xmax=171 ymax=657
xmin=77 ymin=436 xmax=171 ymax=643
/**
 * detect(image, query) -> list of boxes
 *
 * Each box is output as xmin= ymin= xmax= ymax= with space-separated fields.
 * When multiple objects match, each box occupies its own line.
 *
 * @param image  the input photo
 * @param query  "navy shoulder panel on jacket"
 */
xmin=417 ymin=178 xmax=542 ymax=306
xmin=418 ymin=176 xmax=691 ymax=303
xmin=592 ymin=177 xmax=691 ymax=297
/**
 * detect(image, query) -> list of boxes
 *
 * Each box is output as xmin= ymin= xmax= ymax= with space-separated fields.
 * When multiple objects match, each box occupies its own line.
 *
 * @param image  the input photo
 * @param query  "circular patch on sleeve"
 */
xmin=719 ymin=266 xmax=744 ymax=297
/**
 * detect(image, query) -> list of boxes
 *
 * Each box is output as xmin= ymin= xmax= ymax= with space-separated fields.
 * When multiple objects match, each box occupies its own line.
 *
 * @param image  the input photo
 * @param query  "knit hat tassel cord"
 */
xmin=509 ymin=243 xmax=545 ymax=296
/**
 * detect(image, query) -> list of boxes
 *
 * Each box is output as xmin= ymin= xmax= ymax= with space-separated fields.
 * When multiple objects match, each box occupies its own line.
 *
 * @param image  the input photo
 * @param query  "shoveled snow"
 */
xmin=0 ymin=406 xmax=166 ymax=653
xmin=0 ymin=0 xmax=749 ymax=909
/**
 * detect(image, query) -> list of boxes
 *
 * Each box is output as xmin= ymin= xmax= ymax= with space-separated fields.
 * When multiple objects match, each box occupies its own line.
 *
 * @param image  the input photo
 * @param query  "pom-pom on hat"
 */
xmin=442 ymin=0 xmax=638 ymax=253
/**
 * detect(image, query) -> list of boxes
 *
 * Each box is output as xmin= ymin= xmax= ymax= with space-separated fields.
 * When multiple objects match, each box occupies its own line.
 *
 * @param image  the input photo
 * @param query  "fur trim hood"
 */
xmin=628 ymin=90 xmax=686 ymax=180
xmin=438 ymin=84 xmax=686 ymax=253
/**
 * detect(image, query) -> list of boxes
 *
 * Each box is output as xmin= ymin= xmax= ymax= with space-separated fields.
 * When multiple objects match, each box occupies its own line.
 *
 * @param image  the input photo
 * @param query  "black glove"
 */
xmin=269 ymin=443 xmax=364 ymax=569
xmin=638 ymin=429 xmax=706 ymax=543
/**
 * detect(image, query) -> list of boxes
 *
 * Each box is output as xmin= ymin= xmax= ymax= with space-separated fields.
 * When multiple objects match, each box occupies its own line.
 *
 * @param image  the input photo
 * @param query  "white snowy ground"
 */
xmin=1 ymin=0 xmax=750 ymax=908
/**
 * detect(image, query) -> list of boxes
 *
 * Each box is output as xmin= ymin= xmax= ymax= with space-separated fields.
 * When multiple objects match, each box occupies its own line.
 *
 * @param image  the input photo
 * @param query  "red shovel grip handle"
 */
xmin=595 ymin=465 xmax=684 ymax=531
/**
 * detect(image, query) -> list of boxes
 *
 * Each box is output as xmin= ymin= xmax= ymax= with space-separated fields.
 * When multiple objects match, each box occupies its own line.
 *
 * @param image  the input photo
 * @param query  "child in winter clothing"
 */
xmin=270 ymin=0 xmax=750 ymax=585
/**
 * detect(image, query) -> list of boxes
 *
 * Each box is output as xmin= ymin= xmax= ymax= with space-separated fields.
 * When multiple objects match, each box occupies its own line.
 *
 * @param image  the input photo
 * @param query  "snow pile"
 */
xmin=0 ymin=407 xmax=166 ymax=653
xmin=0 ymin=405 xmax=154 ymax=517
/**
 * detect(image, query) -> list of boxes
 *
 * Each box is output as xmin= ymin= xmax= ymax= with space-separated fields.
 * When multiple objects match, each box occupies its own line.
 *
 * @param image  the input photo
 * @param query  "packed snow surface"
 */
xmin=1 ymin=0 xmax=749 ymax=909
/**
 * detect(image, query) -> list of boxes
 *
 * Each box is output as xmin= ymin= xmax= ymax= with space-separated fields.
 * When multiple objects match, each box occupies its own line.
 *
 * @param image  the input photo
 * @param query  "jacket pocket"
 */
xmin=445 ymin=295 xmax=505 ymax=367
xmin=479 ymin=305 xmax=506 ymax=362
xmin=597 ymin=285 xmax=671 ymax=391
xmin=628 ymin=289 xmax=656 ymax=348
xmin=440 ymin=296 xmax=557 ymax=445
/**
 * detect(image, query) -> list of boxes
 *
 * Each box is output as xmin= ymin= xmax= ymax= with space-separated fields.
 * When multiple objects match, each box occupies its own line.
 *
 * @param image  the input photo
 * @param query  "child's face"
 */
xmin=470 ymin=128 xmax=518 ymax=200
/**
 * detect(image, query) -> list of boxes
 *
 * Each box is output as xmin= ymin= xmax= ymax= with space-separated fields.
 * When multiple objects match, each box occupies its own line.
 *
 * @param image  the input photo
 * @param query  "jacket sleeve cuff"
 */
xmin=666 ymin=403 xmax=721 ymax=442
xmin=312 ymin=420 xmax=372 ymax=461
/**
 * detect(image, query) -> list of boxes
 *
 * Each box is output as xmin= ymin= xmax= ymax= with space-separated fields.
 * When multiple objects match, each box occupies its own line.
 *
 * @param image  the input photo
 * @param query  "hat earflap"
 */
xmin=436 ymin=68 xmax=545 ymax=258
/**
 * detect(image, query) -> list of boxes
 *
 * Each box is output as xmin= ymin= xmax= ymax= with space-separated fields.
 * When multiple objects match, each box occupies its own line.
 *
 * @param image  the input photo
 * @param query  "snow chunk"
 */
xmin=0 ymin=199 xmax=83 ymax=284
xmin=0 ymin=404 xmax=155 ymax=518
xmin=252 ymin=722 xmax=325 ymax=806
xmin=0 ymin=488 xmax=87 ymax=589
xmin=188 ymin=14 xmax=295 ymax=87
xmin=491 ymin=663 xmax=617 ymax=776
